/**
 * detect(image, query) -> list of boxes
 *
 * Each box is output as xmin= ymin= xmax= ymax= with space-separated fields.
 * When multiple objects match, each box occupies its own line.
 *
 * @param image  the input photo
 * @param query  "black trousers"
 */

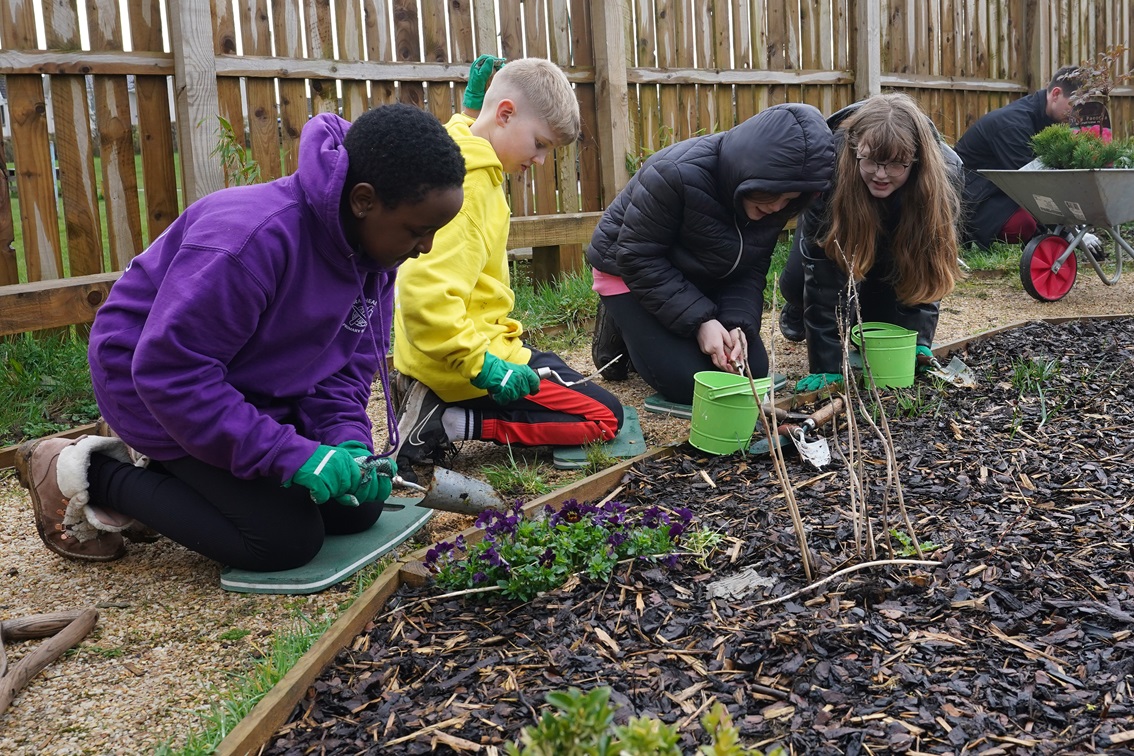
xmin=88 ymin=453 xmax=382 ymax=571
xmin=600 ymin=292 xmax=768 ymax=405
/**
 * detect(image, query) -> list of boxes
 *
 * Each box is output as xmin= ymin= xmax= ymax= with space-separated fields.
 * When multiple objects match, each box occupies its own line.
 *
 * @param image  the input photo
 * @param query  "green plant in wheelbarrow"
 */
xmin=1030 ymin=124 xmax=1134 ymax=169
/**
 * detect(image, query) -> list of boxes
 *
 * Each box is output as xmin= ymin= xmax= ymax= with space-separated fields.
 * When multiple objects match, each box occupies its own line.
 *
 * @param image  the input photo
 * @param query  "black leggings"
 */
xmin=87 ymin=453 xmax=382 ymax=571
xmin=600 ymin=292 xmax=768 ymax=405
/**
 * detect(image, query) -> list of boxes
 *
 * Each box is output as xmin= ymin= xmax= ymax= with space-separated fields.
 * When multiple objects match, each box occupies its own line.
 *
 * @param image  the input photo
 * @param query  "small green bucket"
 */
xmin=688 ymin=371 xmax=773 ymax=455
xmin=850 ymin=321 xmax=917 ymax=388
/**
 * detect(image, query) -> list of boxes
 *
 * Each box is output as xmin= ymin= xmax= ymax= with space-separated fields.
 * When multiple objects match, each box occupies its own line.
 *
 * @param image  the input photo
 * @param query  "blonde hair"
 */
xmin=821 ymin=93 xmax=961 ymax=304
xmin=483 ymin=58 xmax=581 ymax=145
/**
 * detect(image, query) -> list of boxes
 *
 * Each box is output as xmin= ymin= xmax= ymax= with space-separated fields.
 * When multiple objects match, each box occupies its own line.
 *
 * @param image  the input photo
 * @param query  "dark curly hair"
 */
xmin=343 ymin=103 xmax=465 ymax=207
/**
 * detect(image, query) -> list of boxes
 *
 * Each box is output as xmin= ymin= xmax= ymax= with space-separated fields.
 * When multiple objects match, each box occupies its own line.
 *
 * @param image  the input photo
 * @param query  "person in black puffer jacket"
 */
xmin=777 ymin=93 xmax=964 ymax=393
xmin=586 ymin=103 xmax=835 ymax=405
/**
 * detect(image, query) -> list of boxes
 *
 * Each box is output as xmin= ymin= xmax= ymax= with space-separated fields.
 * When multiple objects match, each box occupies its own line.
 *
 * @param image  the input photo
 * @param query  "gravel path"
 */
xmin=1 ymin=269 xmax=1131 ymax=754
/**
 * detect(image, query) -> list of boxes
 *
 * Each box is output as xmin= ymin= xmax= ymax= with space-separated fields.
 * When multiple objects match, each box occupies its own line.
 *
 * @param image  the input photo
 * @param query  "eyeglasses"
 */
xmin=856 ymin=156 xmax=915 ymax=177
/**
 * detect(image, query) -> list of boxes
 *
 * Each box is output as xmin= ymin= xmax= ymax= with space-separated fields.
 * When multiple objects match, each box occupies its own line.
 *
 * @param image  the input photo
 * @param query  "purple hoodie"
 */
xmin=89 ymin=113 xmax=394 ymax=482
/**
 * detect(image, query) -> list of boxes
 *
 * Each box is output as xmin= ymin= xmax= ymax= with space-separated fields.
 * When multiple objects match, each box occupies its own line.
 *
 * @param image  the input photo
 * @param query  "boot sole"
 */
xmin=15 ymin=440 xmax=126 ymax=563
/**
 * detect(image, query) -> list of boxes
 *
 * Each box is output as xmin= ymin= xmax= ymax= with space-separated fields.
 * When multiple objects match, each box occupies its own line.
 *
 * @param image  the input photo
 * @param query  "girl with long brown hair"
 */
xmin=778 ymin=93 xmax=963 ymax=392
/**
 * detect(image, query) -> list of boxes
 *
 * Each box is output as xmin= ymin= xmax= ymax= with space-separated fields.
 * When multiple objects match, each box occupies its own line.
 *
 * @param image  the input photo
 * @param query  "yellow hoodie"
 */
xmin=393 ymin=113 xmax=531 ymax=402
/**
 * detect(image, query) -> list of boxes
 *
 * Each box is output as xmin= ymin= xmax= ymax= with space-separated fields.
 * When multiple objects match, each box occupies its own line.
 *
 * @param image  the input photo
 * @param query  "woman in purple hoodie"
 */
xmin=15 ymin=104 xmax=465 ymax=570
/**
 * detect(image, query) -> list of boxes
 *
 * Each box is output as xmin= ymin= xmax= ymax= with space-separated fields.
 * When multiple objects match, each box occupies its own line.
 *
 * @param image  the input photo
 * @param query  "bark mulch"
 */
xmin=264 ymin=317 xmax=1134 ymax=755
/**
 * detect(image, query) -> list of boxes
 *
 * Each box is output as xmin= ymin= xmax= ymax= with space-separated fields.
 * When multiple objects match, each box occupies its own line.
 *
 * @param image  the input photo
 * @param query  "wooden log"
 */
xmin=0 ymin=610 xmax=90 ymax=641
xmin=0 ymin=608 xmax=98 ymax=716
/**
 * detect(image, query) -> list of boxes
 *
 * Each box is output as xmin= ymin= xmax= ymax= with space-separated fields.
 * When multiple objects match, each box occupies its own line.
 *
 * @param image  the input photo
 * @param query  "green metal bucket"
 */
xmin=850 ymin=321 xmax=918 ymax=388
xmin=688 ymin=371 xmax=772 ymax=455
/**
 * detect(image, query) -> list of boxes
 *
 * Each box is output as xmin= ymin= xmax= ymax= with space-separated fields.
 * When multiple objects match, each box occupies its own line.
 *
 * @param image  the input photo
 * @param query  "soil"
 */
xmin=261 ymin=317 xmax=1134 ymax=754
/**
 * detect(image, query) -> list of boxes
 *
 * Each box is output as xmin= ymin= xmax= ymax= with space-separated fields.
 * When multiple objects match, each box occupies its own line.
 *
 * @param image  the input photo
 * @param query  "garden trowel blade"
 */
xmin=929 ymin=356 xmax=977 ymax=388
xmin=790 ymin=427 xmax=830 ymax=469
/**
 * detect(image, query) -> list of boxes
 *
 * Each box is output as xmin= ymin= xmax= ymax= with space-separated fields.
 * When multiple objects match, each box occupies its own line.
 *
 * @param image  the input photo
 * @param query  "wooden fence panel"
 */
xmin=306 ymin=0 xmax=339 ymax=115
xmin=88 ymin=0 xmax=144 ymax=272
xmin=633 ymin=0 xmax=660 ymax=156
xmin=571 ymin=0 xmax=603 ymax=212
xmin=214 ymin=0 xmax=248 ymax=187
xmin=733 ymin=0 xmax=757 ymax=122
xmin=422 ymin=0 xmax=454 ymax=122
xmin=274 ymin=0 xmax=309 ymax=175
xmin=43 ymin=0 xmax=102 ymax=278
xmin=653 ymin=0 xmax=679 ymax=143
xmin=3 ymin=0 xmax=63 ymax=283
xmin=365 ymin=0 xmax=398 ymax=105
xmin=336 ymin=0 xmax=369 ymax=120
xmin=240 ymin=0 xmax=283 ymax=182
xmin=523 ymin=0 xmax=554 ymax=216
xmin=673 ymin=0 xmax=696 ymax=139
xmin=131 ymin=0 xmax=179 ymax=241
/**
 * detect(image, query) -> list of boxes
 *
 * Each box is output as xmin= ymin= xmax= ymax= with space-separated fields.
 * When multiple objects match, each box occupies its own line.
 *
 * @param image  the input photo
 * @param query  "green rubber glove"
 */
xmin=795 ymin=373 xmax=844 ymax=393
xmin=915 ymin=345 xmax=935 ymax=373
xmin=463 ymin=54 xmax=506 ymax=110
xmin=287 ymin=445 xmax=362 ymax=505
xmin=471 ymin=352 xmax=542 ymax=405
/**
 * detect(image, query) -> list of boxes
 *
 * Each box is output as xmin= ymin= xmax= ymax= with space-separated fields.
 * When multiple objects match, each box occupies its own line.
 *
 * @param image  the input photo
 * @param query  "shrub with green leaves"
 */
xmin=424 ymin=499 xmax=690 ymax=602
xmin=505 ymin=686 xmax=782 ymax=756
xmin=1030 ymin=124 xmax=1134 ymax=169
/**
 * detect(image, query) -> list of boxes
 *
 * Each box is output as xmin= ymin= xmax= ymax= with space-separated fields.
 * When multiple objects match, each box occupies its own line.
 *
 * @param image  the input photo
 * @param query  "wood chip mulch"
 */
xmin=263 ymin=317 xmax=1134 ymax=755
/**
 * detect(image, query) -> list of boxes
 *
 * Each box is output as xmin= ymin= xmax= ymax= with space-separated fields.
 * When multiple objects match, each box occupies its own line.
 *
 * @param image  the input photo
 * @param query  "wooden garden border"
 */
xmin=209 ymin=312 xmax=1134 ymax=754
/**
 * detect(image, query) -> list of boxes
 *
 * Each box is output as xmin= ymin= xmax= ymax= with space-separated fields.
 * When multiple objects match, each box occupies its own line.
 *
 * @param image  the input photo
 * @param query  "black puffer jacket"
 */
xmin=586 ymin=103 xmax=835 ymax=339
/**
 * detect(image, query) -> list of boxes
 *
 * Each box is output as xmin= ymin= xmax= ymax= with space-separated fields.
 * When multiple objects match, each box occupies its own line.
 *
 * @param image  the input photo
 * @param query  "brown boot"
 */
xmin=14 ymin=437 xmax=129 ymax=562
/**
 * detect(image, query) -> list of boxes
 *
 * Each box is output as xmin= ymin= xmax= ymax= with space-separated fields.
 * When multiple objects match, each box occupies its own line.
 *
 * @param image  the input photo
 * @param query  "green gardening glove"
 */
xmin=352 ymin=456 xmax=396 ymax=506
xmin=471 ymin=352 xmax=542 ymax=405
xmin=287 ymin=445 xmax=362 ymax=505
xmin=795 ymin=373 xmax=844 ymax=393
xmin=915 ymin=345 xmax=935 ymax=373
xmin=463 ymin=54 xmax=506 ymax=110
xmin=338 ymin=440 xmax=372 ymax=458
xmin=330 ymin=440 xmax=374 ymax=506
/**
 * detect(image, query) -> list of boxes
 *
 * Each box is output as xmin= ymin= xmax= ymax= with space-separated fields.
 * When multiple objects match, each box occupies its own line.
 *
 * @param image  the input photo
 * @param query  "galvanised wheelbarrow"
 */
xmin=980 ymin=168 xmax=1134 ymax=301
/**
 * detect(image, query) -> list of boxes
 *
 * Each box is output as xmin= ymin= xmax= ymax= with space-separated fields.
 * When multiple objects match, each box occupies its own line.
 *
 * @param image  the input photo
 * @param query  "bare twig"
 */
xmin=748 ymin=559 xmax=941 ymax=609
xmin=757 ymin=283 xmax=813 ymax=580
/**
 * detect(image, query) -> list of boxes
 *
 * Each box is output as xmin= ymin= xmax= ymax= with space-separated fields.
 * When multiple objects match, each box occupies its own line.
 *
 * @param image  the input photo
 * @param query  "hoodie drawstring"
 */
xmin=352 ymin=259 xmax=399 ymax=456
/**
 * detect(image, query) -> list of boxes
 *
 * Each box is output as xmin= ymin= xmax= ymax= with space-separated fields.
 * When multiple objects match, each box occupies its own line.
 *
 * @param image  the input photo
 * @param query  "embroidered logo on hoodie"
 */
xmin=345 ymin=296 xmax=377 ymax=333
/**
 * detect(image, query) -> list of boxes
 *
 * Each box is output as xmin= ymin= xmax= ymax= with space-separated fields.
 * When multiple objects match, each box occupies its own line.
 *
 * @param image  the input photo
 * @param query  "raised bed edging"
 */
xmin=200 ymin=313 xmax=1130 ymax=754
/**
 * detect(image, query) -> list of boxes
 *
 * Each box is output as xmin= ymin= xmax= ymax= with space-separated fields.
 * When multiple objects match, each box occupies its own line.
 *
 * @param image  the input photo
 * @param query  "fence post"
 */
xmin=169 ymin=0 xmax=225 ymax=204
xmin=589 ymin=0 xmax=631 ymax=208
xmin=854 ymin=0 xmax=882 ymax=101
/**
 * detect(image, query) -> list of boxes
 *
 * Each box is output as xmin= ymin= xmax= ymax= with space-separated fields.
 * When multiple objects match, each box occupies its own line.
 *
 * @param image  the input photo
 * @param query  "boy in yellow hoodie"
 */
xmin=392 ymin=58 xmax=623 ymax=478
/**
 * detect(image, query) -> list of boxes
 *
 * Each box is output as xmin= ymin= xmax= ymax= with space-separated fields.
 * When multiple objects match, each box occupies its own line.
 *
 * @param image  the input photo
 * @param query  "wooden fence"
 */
xmin=1 ymin=0 xmax=1132 ymax=336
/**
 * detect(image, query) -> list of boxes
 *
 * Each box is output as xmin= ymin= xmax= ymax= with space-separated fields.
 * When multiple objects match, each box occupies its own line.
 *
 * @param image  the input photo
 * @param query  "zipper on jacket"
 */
xmin=721 ymin=218 xmax=744 ymax=278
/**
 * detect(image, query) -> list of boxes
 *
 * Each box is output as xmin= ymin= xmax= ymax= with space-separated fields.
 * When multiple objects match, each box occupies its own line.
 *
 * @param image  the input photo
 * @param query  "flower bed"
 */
xmin=241 ymin=317 xmax=1134 ymax=755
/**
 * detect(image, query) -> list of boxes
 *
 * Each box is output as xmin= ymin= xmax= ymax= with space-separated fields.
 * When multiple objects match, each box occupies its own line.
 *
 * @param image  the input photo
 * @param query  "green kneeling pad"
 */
xmin=219 ymin=498 xmax=433 ymax=594
xmin=552 ymin=407 xmax=645 ymax=469
xmin=643 ymin=373 xmax=789 ymax=419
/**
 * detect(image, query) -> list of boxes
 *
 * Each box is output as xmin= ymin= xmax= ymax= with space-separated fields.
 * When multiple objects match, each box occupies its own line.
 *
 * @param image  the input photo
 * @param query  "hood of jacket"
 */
xmin=718 ymin=102 xmax=836 ymax=215
xmin=444 ymin=114 xmax=504 ymax=186
xmin=294 ymin=112 xmax=394 ymax=274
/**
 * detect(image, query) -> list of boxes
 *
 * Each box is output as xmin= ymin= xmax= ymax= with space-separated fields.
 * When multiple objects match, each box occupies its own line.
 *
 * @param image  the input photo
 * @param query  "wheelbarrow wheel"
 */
xmin=1020 ymin=233 xmax=1077 ymax=301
